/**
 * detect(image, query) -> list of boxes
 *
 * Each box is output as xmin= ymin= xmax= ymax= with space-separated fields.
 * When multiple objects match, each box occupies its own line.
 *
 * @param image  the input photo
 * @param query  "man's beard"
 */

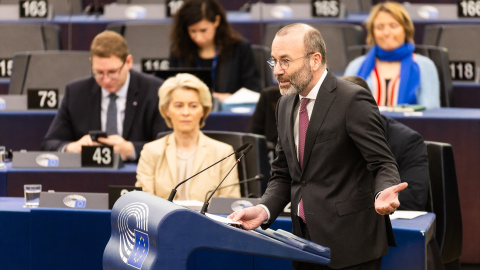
xmin=276 ymin=62 xmax=313 ymax=96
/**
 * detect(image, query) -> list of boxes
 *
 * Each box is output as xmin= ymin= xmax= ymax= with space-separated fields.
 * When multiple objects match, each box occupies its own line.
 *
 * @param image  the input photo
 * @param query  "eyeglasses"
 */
xmin=92 ymin=61 xmax=125 ymax=80
xmin=267 ymin=53 xmax=313 ymax=70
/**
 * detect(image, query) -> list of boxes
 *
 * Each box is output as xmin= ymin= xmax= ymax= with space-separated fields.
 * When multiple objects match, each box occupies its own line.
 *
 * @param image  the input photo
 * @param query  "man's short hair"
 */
xmin=90 ymin=30 xmax=129 ymax=61
xmin=276 ymin=23 xmax=327 ymax=65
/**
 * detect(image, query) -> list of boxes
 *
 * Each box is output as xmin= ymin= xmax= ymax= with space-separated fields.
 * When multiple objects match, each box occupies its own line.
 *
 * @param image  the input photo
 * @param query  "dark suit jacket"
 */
xmin=250 ymin=92 xmax=430 ymax=211
xmin=260 ymin=72 xmax=401 ymax=269
xmin=41 ymin=70 xmax=168 ymax=160
xmin=381 ymin=115 xmax=429 ymax=211
xmin=169 ymin=40 xmax=262 ymax=93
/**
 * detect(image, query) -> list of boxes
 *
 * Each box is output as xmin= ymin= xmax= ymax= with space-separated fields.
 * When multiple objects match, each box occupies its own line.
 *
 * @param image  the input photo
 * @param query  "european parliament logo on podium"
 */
xmin=117 ymin=202 xmax=150 ymax=269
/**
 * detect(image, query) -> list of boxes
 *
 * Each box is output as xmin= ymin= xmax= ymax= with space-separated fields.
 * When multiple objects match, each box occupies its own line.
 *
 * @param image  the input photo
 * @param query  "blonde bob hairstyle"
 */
xmin=158 ymin=73 xmax=212 ymax=129
xmin=365 ymin=2 xmax=414 ymax=46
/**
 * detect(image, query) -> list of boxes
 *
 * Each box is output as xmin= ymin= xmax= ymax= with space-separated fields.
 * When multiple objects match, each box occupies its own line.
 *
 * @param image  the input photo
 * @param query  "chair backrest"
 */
xmin=264 ymin=23 xmax=364 ymax=75
xmin=157 ymin=131 xmax=271 ymax=198
xmin=347 ymin=44 xmax=454 ymax=107
xmin=9 ymin=51 xmax=91 ymax=95
xmin=0 ymin=23 xmax=60 ymax=59
xmin=251 ymin=44 xmax=276 ymax=89
xmin=106 ymin=22 xmax=171 ymax=72
xmin=424 ymin=141 xmax=462 ymax=265
xmin=424 ymin=24 xmax=480 ymax=83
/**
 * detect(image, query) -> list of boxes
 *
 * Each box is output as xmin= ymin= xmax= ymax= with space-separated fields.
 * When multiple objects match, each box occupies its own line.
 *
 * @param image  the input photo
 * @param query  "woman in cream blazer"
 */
xmin=135 ymin=73 xmax=240 ymax=201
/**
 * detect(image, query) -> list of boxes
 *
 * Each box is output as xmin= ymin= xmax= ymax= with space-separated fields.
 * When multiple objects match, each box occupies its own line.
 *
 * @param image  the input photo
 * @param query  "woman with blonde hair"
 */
xmin=135 ymin=73 xmax=240 ymax=201
xmin=344 ymin=2 xmax=440 ymax=109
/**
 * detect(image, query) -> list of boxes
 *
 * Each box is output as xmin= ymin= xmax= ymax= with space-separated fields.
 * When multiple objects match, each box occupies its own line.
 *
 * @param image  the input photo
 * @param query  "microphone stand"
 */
xmin=200 ymin=145 xmax=253 ymax=215
xmin=203 ymin=174 xmax=263 ymax=202
xmin=167 ymin=143 xmax=250 ymax=201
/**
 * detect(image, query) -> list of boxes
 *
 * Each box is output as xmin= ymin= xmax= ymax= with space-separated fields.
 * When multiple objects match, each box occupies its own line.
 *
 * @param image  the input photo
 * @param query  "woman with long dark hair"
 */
xmin=170 ymin=0 xmax=261 ymax=102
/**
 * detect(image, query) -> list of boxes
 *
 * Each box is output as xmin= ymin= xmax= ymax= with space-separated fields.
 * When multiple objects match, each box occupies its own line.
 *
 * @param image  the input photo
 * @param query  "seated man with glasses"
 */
xmin=41 ymin=30 xmax=168 ymax=161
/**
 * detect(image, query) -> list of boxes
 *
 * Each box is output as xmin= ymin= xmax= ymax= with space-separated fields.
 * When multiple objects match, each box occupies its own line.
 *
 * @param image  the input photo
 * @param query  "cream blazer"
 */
xmin=135 ymin=132 xmax=241 ymax=201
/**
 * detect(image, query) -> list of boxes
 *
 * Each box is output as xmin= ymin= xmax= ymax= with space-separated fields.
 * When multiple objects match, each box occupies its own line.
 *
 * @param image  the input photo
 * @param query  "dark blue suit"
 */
xmin=41 ymin=70 xmax=168 ymax=160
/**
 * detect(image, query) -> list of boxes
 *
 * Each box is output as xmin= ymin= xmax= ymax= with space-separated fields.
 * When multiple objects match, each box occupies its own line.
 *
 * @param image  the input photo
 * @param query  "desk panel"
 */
xmin=3 ymin=163 xmax=137 ymax=197
xmin=0 ymin=111 xmax=55 ymax=151
xmin=0 ymin=111 xmax=251 ymax=152
xmin=453 ymin=82 xmax=480 ymax=108
xmin=0 ymin=198 xmax=434 ymax=270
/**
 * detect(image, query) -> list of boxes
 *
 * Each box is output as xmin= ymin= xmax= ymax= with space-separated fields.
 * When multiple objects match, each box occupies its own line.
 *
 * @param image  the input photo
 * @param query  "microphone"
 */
xmin=200 ymin=144 xmax=254 ymax=214
xmin=203 ymin=174 xmax=264 ymax=201
xmin=167 ymin=143 xmax=251 ymax=201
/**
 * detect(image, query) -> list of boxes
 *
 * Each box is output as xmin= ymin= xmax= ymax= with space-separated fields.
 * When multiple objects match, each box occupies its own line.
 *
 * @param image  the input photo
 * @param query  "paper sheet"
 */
xmin=389 ymin=210 xmax=428 ymax=220
xmin=205 ymin=213 xmax=241 ymax=225
xmin=222 ymin=88 xmax=260 ymax=104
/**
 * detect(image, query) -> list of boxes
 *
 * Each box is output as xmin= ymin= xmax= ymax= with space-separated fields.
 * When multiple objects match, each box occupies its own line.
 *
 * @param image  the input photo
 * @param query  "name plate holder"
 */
xmin=0 ymin=2 xmax=53 ymax=20
xmin=12 ymin=151 xmax=123 ymax=169
xmin=250 ymin=3 xmax=313 ymax=19
xmin=103 ymin=4 xmax=166 ymax=19
xmin=0 ymin=95 xmax=27 ymax=111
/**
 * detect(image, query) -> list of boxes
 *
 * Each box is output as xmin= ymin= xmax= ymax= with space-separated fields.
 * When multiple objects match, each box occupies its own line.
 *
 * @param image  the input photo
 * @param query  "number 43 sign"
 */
xmin=82 ymin=146 xmax=114 ymax=168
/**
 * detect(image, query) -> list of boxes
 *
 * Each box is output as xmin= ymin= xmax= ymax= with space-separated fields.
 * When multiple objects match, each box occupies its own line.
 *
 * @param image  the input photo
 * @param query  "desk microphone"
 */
xmin=203 ymin=174 xmax=264 ymax=201
xmin=167 ymin=143 xmax=251 ymax=202
xmin=200 ymin=144 xmax=253 ymax=214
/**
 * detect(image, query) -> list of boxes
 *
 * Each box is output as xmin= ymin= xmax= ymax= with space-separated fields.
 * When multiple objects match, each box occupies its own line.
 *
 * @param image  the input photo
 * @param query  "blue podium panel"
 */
xmin=0 ymin=197 xmax=433 ymax=270
xmin=30 ymin=208 xmax=111 ymax=270
xmin=382 ymin=214 xmax=435 ymax=270
xmin=187 ymin=216 xmax=294 ymax=270
xmin=103 ymin=192 xmax=330 ymax=270
xmin=0 ymin=198 xmax=30 ymax=270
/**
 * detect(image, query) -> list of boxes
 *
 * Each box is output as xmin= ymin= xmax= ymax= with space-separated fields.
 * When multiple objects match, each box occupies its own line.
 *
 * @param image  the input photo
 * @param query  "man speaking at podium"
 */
xmin=41 ymin=31 xmax=167 ymax=161
xmin=229 ymin=23 xmax=407 ymax=270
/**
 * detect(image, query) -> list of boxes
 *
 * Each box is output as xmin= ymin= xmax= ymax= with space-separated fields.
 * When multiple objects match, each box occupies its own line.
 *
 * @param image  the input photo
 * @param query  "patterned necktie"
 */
xmin=106 ymin=94 xmax=118 ymax=135
xmin=298 ymin=98 xmax=310 ymax=222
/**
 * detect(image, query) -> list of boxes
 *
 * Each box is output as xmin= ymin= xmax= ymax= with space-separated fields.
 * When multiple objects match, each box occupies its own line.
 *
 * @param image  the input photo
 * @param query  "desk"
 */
xmin=2 ymin=107 xmax=479 ymax=262
xmin=383 ymin=108 xmax=480 ymax=263
xmin=0 ymin=197 xmax=434 ymax=270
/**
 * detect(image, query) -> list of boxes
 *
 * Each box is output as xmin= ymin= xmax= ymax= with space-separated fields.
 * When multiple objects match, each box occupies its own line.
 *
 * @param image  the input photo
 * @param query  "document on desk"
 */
xmin=389 ymin=210 xmax=428 ymax=220
xmin=205 ymin=213 xmax=241 ymax=225
xmin=223 ymin=88 xmax=260 ymax=104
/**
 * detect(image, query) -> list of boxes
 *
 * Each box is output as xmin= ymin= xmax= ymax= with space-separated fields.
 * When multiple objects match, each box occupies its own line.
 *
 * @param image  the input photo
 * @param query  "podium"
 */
xmin=103 ymin=191 xmax=330 ymax=269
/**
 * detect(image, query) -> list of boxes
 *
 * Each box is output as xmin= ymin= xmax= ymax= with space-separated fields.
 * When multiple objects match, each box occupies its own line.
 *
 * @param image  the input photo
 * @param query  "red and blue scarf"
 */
xmin=357 ymin=42 xmax=420 ymax=105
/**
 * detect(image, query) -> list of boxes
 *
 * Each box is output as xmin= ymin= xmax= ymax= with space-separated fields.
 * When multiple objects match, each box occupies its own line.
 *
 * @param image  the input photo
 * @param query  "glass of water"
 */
xmin=24 ymin=184 xmax=42 ymax=208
